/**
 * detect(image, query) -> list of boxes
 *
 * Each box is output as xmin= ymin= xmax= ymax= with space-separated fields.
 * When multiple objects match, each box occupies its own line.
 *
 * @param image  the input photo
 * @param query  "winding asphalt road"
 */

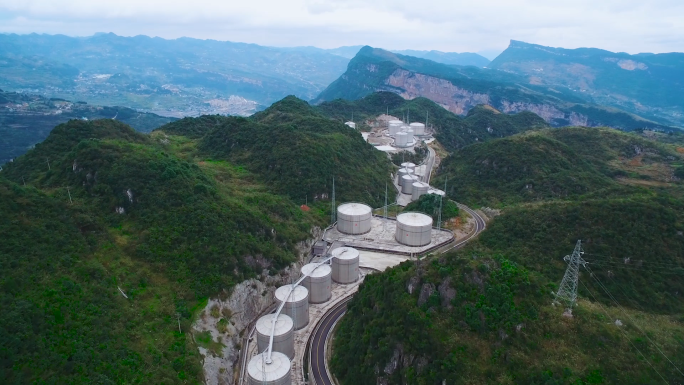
xmin=308 ymin=204 xmax=486 ymax=384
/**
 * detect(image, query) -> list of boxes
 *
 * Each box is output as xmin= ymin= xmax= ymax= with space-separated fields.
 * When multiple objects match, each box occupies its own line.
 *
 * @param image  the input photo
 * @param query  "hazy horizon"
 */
xmin=1 ymin=0 xmax=682 ymax=56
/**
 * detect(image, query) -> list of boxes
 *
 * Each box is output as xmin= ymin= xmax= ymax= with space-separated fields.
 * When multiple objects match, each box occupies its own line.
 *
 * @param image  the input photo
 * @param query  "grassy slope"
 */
xmin=332 ymin=126 xmax=684 ymax=384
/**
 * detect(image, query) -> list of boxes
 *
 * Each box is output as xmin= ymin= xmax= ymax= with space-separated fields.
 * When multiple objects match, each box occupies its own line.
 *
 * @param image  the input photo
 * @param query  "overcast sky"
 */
xmin=0 ymin=0 xmax=682 ymax=58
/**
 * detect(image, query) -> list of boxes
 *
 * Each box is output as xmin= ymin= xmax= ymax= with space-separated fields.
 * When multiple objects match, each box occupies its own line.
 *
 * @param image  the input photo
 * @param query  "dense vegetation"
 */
xmin=1 ymin=90 xmax=397 ymax=382
xmin=314 ymin=47 xmax=677 ymax=131
xmin=0 ymin=90 xmax=175 ymax=164
xmin=194 ymin=96 xmax=396 ymax=206
xmin=332 ymin=125 xmax=684 ymax=384
xmin=403 ymin=193 xmax=459 ymax=222
xmin=435 ymin=127 xmax=682 ymax=206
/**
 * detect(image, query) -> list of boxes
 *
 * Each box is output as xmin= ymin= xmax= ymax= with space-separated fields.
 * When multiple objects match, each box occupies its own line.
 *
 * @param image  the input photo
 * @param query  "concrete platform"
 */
xmin=323 ymin=216 xmax=454 ymax=255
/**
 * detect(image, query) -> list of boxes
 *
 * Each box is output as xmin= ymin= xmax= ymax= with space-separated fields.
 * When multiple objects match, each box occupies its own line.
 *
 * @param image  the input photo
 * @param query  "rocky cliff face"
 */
xmin=384 ymin=68 xmax=594 ymax=127
xmin=192 ymin=226 xmax=323 ymax=385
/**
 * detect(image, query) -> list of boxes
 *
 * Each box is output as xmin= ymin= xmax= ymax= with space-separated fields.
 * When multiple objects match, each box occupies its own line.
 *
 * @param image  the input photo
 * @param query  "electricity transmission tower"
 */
xmin=553 ymin=240 xmax=587 ymax=313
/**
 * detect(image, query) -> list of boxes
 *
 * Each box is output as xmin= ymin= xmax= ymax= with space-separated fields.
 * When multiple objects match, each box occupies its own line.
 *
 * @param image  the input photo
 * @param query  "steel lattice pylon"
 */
xmin=554 ymin=240 xmax=587 ymax=311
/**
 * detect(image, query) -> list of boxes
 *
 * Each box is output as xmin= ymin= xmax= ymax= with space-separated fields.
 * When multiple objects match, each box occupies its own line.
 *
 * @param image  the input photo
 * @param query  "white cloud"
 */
xmin=0 ymin=0 xmax=682 ymax=54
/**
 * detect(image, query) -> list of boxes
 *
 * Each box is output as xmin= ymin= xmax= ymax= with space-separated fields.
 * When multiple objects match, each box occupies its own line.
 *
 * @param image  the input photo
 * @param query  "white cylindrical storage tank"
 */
xmin=337 ymin=202 xmax=372 ymax=235
xmin=406 ymin=129 xmax=414 ymax=144
xmin=411 ymin=182 xmax=430 ymax=201
xmin=401 ymin=162 xmax=416 ymax=172
xmin=331 ymin=247 xmax=360 ymax=284
xmin=389 ymin=120 xmax=402 ymax=136
xmin=395 ymin=212 xmax=433 ymax=247
xmin=247 ymin=352 xmax=291 ymax=385
xmin=400 ymin=125 xmax=410 ymax=132
xmin=398 ymin=167 xmax=411 ymax=181
xmin=401 ymin=175 xmax=419 ymax=193
xmin=410 ymin=122 xmax=425 ymax=136
xmin=301 ymin=263 xmax=332 ymax=304
xmin=274 ymin=285 xmax=309 ymax=330
xmin=395 ymin=132 xmax=408 ymax=147
xmin=345 ymin=121 xmax=356 ymax=129
xmin=256 ymin=314 xmax=294 ymax=359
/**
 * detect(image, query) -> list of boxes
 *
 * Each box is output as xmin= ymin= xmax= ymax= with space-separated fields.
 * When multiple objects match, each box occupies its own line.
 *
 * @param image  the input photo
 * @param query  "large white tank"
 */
xmin=247 ymin=352 xmax=291 ymax=385
xmin=401 ymin=175 xmax=419 ymax=193
xmin=337 ymin=203 xmax=372 ymax=235
xmin=398 ymin=168 xmax=411 ymax=181
xmin=395 ymin=212 xmax=433 ymax=247
xmin=301 ymin=263 xmax=332 ymax=303
xmin=256 ymin=314 xmax=294 ymax=359
xmin=389 ymin=120 xmax=403 ymax=136
xmin=401 ymin=162 xmax=416 ymax=171
xmin=331 ymin=247 xmax=360 ymax=284
xmin=410 ymin=122 xmax=425 ymax=136
xmin=395 ymin=132 xmax=408 ymax=147
xmin=406 ymin=129 xmax=414 ymax=144
xmin=274 ymin=285 xmax=309 ymax=330
xmin=400 ymin=125 xmax=410 ymax=132
xmin=411 ymin=182 xmax=430 ymax=201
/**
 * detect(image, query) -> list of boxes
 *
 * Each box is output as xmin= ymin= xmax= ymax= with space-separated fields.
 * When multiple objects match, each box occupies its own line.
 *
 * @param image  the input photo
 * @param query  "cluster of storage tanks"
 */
xmin=397 ymin=163 xmax=431 ymax=202
xmin=388 ymin=120 xmax=425 ymax=148
xmin=248 ymin=246 xmax=361 ymax=384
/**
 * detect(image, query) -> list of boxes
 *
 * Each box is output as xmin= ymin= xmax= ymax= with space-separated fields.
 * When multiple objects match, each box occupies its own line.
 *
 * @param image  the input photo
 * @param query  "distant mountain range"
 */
xmin=315 ymin=46 xmax=680 ymax=131
xmin=316 ymin=45 xmax=490 ymax=67
xmin=0 ymin=33 xmax=350 ymax=116
xmin=490 ymin=40 xmax=684 ymax=128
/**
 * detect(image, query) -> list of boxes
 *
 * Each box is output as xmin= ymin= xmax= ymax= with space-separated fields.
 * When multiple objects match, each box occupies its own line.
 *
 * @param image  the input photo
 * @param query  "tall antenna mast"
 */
xmin=331 ymin=176 xmax=336 ymax=225
xmin=553 ymin=240 xmax=587 ymax=314
xmin=383 ymin=183 xmax=388 ymax=232
xmin=407 ymin=106 xmax=410 ymax=123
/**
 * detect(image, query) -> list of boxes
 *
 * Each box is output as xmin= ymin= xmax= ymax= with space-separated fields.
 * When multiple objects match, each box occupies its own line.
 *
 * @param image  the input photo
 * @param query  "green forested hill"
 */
xmin=194 ymin=96 xmax=395 ymax=206
xmin=436 ymin=127 xmax=683 ymax=206
xmin=332 ymin=125 xmax=684 ymax=384
xmin=0 ymin=94 xmax=393 ymax=383
xmin=0 ymin=117 xmax=322 ymax=383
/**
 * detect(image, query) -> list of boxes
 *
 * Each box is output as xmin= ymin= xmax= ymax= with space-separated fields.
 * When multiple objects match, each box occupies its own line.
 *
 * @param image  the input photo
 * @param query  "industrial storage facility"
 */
xmin=274 ymin=285 xmax=309 ymax=330
xmin=401 ymin=175 xmax=420 ymax=193
xmin=300 ymin=263 xmax=332 ymax=303
xmin=337 ymin=203 xmax=372 ymax=235
xmin=395 ymin=212 xmax=433 ymax=247
xmin=395 ymin=131 xmax=408 ymax=147
xmin=411 ymin=182 xmax=430 ymax=201
xmin=256 ymin=314 xmax=294 ymax=359
xmin=398 ymin=167 xmax=411 ymax=180
xmin=410 ymin=122 xmax=425 ymax=136
xmin=331 ymin=247 xmax=360 ymax=283
xmin=247 ymin=352 xmax=291 ymax=385
xmin=401 ymin=162 xmax=416 ymax=171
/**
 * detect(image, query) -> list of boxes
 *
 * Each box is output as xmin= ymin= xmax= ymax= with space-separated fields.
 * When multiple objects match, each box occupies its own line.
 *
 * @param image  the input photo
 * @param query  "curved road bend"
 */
xmin=309 ymin=204 xmax=486 ymax=384
xmin=310 ymin=299 xmax=350 ymax=385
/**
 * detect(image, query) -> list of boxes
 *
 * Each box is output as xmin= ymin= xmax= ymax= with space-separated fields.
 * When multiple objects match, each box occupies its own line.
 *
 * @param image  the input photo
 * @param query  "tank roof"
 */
xmin=338 ymin=203 xmax=371 ymax=215
xmin=301 ymin=263 xmax=332 ymax=278
xmin=275 ymin=285 xmax=308 ymax=302
xmin=396 ymin=131 xmax=407 ymax=136
xmin=247 ymin=352 xmax=291 ymax=382
xmin=410 ymin=122 xmax=425 ymax=127
xmin=412 ymin=182 xmax=430 ymax=188
xmin=389 ymin=120 xmax=403 ymax=124
xmin=331 ymin=247 xmax=360 ymax=260
xmin=401 ymin=162 xmax=416 ymax=168
xmin=397 ymin=212 xmax=433 ymax=226
xmin=402 ymin=174 xmax=419 ymax=180
xmin=256 ymin=313 xmax=293 ymax=336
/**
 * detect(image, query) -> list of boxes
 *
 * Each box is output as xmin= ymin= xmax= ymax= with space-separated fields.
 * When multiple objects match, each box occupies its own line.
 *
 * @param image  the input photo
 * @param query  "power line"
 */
xmin=585 ymin=265 xmax=684 ymax=379
xmin=579 ymin=279 xmax=670 ymax=385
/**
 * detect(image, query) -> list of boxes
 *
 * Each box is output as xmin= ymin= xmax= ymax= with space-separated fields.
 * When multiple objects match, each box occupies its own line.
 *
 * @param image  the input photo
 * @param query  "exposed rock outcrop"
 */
xmin=192 ymin=227 xmax=323 ymax=385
